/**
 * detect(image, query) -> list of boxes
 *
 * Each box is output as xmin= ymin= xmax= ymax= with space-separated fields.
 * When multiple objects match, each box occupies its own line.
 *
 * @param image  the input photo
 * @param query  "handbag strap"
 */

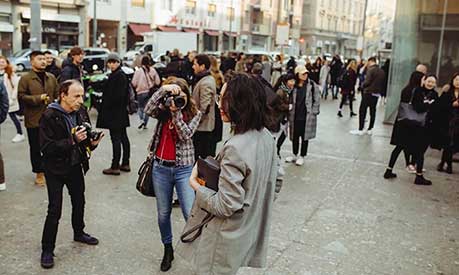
xmin=180 ymin=212 xmax=214 ymax=243
xmin=142 ymin=67 xmax=153 ymax=88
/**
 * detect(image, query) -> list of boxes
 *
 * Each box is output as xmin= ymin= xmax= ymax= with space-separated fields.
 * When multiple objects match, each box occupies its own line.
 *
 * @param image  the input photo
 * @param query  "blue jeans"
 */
xmin=152 ymin=161 xmax=195 ymax=244
xmin=9 ymin=112 xmax=23 ymax=135
xmin=137 ymin=92 xmax=150 ymax=126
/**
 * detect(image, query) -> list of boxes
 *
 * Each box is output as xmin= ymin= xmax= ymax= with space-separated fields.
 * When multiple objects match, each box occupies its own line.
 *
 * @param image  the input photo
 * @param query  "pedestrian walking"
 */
xmin=18 ymin=51 xmax=59 ymax=186
xmin=319 ymin=59 xmax=331 ymax=99
xmin=271 ymin=54 xmax=282 ymax=87
xmin=59 ymin=47 xmax=84 ymax=83
xmin=330 ymin=55 xmax=344 ymax=99
xmin=261 ymin=55 xmax=272 ymax=83
xmin=191 ymin=54 xmax=217 ymax=158
xmin=144 ymin=78 xmax=202 ymax=272
xmin=381 ymin=59 xmax=390 ymax=104
xmin=178 ymin=73 xmax=282 ymax=275
xmin=97 ymin=53 xmax=131 ymax=175
xmin=350 ymin=57 xmax=385 ymax=136
xmin=432 ymin=72 xmax=459 ymax=174
xmin=287 ymin=56 xmax=297 ymax=74
xmin=39 ymin=80 xmax=104 ymax=269
xmin=285 ymin=65 xmax=321 ymax=166
xmin=273 ymin=73 xmax=295 ymax=158
xmin=131 ymin=55 xmax=161 ymax=130
xmin=0 ymin=56 xmax=24 ymax=143
xmin=383 ymin=71 xmax=424 ymax=179
xmin=44 ymin=51 xmax=61 ymax=79
xmin=0 ymin=80 xmax=9 ymax=191
xmin=384 ymin=75 xmax=438 ymax=185
xmin=309 ymin=57 xmax=322 ymax=84
xmin=337 ymin=59 xmax=358 ymax=118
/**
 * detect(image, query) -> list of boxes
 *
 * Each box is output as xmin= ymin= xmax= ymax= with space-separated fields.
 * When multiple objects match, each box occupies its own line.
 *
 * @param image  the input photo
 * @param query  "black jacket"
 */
xmin=60 ymin=59 xmax=82 ymax=83
xmin=39 ymin=107 xmax=95 ymax=175
xmin=0 ymin=82 xmax=9 ymax=123
xmin=45 ymin=60 xmax=61 ymax=79
xmin=362 ymin=64 xmax=386 ymax=95
xmin=96 ymin=67 xmax=130 ymax=129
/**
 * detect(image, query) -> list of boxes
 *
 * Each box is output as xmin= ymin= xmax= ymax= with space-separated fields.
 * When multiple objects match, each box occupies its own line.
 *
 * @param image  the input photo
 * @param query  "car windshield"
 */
xmin=12 ymin=49 xmax=30 ymax=58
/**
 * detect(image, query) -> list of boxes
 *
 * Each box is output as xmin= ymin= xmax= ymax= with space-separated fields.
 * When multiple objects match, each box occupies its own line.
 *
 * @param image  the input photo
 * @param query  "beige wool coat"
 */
xmin=177 ymin=128 xmax=282 ymax=275
xmin=192 ymin=74 xmax=217 ymax=132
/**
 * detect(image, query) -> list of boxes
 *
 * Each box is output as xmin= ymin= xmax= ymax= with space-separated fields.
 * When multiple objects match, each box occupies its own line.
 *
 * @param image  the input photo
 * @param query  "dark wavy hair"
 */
xmin=221 ymin=73 xmax=268 ymax=134
xmin=447 ymin=72 xmax=459 ymax=93
xmin=401 ymin=71 xmax=425 ymax=96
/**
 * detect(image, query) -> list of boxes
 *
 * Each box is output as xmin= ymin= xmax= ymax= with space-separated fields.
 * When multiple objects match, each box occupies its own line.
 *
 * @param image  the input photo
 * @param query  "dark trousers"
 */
xmin=42 ymin=167 xmax=85 ymax=253
xmin=109 ymin=128 xmax=130 ymax=168
xmin=358 ymin=94 xmax=378 ymax=131
xmin=26 ymin=127 xmax=44 ymax=173
xmin=9 ymin=112 xmax=23 ymax=135
xmin=388 ymin=145 xmax=415 ymax=169
xmin=277 ymin=131 xmax=287 ymax=157
xmin=441 ymin=148 xmax=453 ymax=167
xmin=0 ymin=150 xmax=4 ymax=184
xmin=339 ymin=93 xmax=354 ymax=112
xmin=193 ymin=131 xmax=217 ymax=159
xmin=292 ymin=120 xmax=309 ymax=157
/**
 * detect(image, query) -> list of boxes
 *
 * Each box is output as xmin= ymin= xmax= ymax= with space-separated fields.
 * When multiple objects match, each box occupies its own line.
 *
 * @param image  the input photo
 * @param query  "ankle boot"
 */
xmin=337 ymin=111 xmax=343 ymax=117
xmin=437 ymin=162 xmax=444 ymax=172
xmin=160 ymin=243 xmax=174 ymax=272
xmin=446 ymin=164 xmax=453 ymax=174
xmin=383 ymin=169 xmax=397 ymax=179
xmin=414 ymin=175 xmax=432 ymax=185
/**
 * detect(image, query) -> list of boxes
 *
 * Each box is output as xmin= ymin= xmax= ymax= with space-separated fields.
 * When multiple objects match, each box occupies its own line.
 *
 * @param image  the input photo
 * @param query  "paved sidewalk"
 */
xmin=0 ymin=98 xmax=458 ymax=275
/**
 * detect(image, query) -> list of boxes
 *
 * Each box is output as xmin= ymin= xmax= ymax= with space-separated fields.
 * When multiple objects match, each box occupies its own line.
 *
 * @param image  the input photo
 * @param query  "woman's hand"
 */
xmin=162 ymin=84 xmax=181 ymax=95
xmin=189 ymin=164 xmax=201 ymax=191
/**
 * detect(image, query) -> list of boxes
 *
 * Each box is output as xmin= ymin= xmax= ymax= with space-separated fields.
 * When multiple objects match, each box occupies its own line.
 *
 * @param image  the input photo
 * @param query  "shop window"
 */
xmin=208 ymin=4 xmax=217 ymax=17
xmin=131 ymin=0 xmax=144 ymax=7
xmin=186 ymin=0 xmax=196 ymax=15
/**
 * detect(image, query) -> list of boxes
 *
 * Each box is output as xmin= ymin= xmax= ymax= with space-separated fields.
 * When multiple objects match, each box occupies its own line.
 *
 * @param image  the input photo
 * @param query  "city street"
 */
xmin=0 ymin=99 xmax=458 ymax=275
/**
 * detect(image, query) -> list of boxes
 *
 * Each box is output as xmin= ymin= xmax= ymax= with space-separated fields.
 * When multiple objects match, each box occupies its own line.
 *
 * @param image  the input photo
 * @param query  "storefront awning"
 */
xmin=22 ymin=11 xmax=80 ymax=23
xmin=205 ymin=30 xmax=220 ymax=36
xmin=157 ymin=25 xmax=181 ymax=32
xmin=129 ymin=23 xmax=151 ymax=36
xmin=224 ymin=31 xmax=237 ymax=37
xmin=183 ymin=28 xmax=199 ymax=33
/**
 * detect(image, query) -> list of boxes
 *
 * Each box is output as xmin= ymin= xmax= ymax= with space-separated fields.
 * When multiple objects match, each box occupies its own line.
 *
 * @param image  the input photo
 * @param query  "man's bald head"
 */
xmin=416 ymin=64 xmax=427 ymax=75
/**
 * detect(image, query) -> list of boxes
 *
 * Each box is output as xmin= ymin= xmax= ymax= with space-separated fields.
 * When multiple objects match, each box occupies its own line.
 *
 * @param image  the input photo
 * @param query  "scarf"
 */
xmin=48 ymin=102 xmax=77 ymax=133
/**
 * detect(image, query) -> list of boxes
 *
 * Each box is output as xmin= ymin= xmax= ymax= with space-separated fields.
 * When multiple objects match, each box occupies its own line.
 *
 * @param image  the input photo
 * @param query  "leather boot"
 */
xmin=414 ymin=175 xmax=432 ymax=185
xmin=160 ymin=243 xmax=174 ymax=272
xmin=102 ymin=167 xmax=120 ymax=175
xmin=383 ymin=169 xmax=397 ymax=179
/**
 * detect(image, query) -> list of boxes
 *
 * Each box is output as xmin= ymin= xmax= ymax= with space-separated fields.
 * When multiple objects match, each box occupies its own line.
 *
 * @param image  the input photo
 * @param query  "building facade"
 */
xmin=385 ymin=0 xmax=459 ymax=123
xmin=300 ymin=0 xmax=366 ymax=57
xmin=0 ymin=0 xmax=87 ymax=56
xmin=363 ymin=0 xmax=396 ymax=58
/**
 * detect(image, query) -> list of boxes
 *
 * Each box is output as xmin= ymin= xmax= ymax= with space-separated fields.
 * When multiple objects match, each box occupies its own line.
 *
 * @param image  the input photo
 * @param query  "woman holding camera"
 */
xmin=177 ymin=73 xmax=281 ymax=275
xmin=144 ymin=77 xmax=202 ymax=272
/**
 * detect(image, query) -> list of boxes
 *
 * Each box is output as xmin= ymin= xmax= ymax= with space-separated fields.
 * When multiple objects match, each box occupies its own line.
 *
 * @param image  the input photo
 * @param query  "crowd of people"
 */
xmin=0 ymin=45 xmax=457 ymax=275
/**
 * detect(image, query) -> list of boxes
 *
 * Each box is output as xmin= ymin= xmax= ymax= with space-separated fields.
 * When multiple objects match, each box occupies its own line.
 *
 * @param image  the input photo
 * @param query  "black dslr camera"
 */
xmin=162 ymin=94 xmax=187 ymax=110
xmin=76 ymin=122 xmax=102 ymax=141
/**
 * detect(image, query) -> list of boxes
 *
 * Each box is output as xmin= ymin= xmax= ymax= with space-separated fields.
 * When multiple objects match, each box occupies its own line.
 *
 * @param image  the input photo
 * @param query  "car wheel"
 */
xmin=16 ymin=64 xmax=25 ymax=72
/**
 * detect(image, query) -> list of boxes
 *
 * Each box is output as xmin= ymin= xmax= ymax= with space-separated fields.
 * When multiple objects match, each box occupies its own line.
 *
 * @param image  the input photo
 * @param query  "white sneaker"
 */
xmin=406 ymin=165 xmax=416 ymax=174
xmin=0 ymin=183 xmax=5 ymax=191
xmin=366 ymin=130 xmax=373 ymax=136
xmin=350 ymin=130 xmax=365 ymax=136
xmin=12 ymin=134 xmax=25 ymax=143
xmin=295 ymin=157 xmax=304 ymax=166
xmin=285 ymin=156 xmax=297 ymax=163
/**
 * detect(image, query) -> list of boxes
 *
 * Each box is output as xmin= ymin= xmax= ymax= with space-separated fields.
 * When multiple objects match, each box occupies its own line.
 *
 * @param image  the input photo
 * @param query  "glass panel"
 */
xmin=385 ymin=0 xmax=444 ymax=122
xmin=438 ymin=1 xmax=459 ymax=86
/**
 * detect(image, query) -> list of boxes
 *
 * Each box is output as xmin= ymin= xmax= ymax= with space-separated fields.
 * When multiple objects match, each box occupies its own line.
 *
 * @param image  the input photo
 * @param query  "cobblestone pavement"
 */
xmin=0 ymin=99 xmax=458 ymax=275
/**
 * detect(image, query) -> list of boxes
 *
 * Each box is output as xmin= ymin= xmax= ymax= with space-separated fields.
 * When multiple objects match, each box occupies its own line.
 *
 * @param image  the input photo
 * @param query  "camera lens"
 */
xmin=174 ymin=97 xmax=186 ymax=109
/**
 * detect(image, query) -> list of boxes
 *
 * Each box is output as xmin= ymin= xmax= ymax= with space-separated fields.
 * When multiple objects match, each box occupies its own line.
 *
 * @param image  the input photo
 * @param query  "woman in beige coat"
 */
xmin=177 ymin=73 xmax=282 ymax=275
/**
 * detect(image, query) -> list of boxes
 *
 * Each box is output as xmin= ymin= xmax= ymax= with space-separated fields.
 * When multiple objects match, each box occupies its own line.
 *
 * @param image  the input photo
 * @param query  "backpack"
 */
xmin=126 ymin=82 xmax=138 ymax=115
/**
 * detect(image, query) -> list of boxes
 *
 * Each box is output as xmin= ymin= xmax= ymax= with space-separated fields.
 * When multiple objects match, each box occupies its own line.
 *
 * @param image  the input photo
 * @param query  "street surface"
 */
xmin=0 ymin=99 xmax=458 ymax=275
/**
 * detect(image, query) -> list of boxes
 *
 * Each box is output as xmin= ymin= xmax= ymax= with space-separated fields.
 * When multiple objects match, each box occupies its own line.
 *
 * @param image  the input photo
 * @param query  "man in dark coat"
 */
xmin=39 ymin=80 xmax=104 ymax=269
xmin=96 ymin=53 xmax=131 ymax=175
xmin=59 ymin=47 xmax=84 ymax=83
xmin=44 ymin=51 xmax=61 ymax=79
xmin=330 ymin=55 xmax=343 ymax=99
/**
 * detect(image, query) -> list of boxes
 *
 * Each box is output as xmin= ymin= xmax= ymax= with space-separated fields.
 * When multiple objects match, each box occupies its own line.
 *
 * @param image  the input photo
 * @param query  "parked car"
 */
xmin=9 ymin=48 xmax=59 ymax=72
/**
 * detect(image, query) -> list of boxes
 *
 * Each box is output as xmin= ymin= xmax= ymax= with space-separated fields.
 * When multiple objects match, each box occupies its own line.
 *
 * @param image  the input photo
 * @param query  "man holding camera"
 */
xmin=39 ymin=80 xmax=104 ymax=269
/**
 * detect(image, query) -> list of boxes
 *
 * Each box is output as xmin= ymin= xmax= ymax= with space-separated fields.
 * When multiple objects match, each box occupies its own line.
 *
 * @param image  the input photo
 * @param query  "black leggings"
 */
xmin=388 ymin=145 xmax=414 ymax=169
xmin=339 ymin=93 xmax=354 ymax=112
xmin=277 ymin=131 xmax=287 ymax=157
xmin=292 ymin=120 xmax=309 ymax=157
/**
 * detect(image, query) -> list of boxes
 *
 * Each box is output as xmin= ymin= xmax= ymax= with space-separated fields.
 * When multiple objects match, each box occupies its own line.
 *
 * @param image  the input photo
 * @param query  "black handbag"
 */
xmin=180 ymin=156 xmax=221 ymax=243
xmin=397 ymin=89 xmax=427 ymax=127
xmin=136 ymin=153 xmax=155 ymax=197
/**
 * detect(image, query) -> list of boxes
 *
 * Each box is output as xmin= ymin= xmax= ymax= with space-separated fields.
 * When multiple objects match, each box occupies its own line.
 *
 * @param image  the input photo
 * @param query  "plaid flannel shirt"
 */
xmin=145 ymin=87 xmax=202 ymax=166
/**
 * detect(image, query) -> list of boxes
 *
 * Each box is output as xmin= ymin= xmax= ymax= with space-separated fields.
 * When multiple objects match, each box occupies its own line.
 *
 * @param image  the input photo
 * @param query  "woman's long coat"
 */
xmin=288 ymin=80 xmax=321 ymax=141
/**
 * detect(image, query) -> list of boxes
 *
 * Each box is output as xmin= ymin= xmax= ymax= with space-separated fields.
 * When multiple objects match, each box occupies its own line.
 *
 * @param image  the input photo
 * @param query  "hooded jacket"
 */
xmin=60 ymin=58 xmax=82 ymax=83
